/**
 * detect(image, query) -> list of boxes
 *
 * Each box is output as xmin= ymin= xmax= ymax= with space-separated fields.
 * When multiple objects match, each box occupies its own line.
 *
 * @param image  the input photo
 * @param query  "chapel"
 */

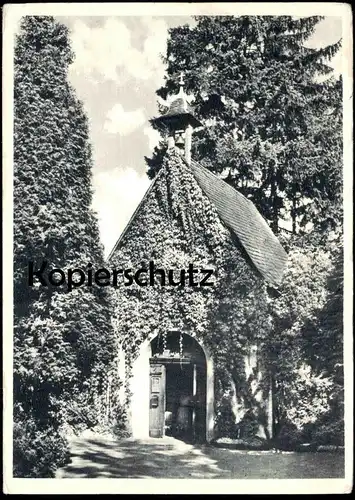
xmin=108 ymin=79 xmax=288 ymax=443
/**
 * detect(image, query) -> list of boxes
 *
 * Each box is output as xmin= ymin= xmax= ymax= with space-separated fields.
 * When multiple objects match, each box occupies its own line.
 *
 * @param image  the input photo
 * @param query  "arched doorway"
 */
xmin=149 ymin=332 xmax=207 ymax=443
xmin=129 ymin=331 xmax=214 ymax=443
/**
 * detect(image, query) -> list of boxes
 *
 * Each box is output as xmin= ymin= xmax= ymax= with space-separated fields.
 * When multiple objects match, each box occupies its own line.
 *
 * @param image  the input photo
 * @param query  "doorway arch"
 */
xmin=129 ymin=331 xmax=214 ymax=442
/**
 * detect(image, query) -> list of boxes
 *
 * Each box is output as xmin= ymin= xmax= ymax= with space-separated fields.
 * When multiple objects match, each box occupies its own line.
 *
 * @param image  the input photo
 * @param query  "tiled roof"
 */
xmin=188 ymin=159 xmax=288 ymax=287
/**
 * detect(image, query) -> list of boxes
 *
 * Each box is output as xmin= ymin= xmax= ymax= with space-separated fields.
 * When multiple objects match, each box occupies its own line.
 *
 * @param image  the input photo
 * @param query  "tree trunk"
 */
xmin=291 ymin=196 xmax=297 ymax=234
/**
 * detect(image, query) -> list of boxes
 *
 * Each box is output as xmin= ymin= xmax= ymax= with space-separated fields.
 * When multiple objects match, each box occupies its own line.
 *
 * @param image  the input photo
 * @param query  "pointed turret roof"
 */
xmin=165 ymin=85 xmax=194 ymax=116
xmin=152 ymin=74 xmax=202 ymax=129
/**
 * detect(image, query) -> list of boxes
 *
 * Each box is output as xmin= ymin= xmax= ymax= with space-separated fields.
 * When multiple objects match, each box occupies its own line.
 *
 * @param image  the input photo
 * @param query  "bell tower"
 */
xmin=151 ymin=74 xmax=202 ymax=165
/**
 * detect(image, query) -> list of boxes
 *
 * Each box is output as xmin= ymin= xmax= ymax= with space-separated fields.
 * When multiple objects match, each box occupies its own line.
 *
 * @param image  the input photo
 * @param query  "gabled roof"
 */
xmin=107 ymin=166 xmax=165 ymax=262
xmin=108 ymin=153 xmax=288 ymax=287
xmin=188 ymin=158 xmax=288 ymax=286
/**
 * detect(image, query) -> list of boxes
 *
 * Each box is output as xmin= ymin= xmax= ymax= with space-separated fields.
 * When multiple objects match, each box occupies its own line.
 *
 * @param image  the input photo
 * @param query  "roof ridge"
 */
xmin=188 ymin=157 xmax=275 ymax=233
xmin=108 ymin=152 xmax=288 ymax=286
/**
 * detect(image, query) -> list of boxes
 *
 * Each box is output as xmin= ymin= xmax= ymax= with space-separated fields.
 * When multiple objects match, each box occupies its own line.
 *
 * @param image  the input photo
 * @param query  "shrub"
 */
xmin=64 ymin=394 xmax=100 ymax=431
xmin=214 ymin=395 xmax=238 ymax=439
xmin=13 ymin=414 xmax=70 ymax=478
xmin=110 ymin=404 xmax=131 ymax=439
xmin=274 ymin=422 xmax=304 ymax=451
xmin=310 ymin=419 xmax=344 ymax=447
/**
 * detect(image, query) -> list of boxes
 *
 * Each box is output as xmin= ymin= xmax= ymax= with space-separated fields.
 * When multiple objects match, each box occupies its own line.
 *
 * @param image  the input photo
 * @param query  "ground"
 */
xmin=56 ymin=432 xmax=344 ymax=479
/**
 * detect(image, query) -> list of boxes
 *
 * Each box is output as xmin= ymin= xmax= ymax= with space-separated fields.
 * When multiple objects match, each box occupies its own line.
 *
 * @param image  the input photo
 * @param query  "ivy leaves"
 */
xmin=112 ymin=150 xmax=271 ymax=432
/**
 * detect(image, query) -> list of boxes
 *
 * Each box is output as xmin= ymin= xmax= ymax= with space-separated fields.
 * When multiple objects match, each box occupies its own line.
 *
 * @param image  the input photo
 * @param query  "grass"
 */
xmin=56 ymin=434 xmax=345 ymax=479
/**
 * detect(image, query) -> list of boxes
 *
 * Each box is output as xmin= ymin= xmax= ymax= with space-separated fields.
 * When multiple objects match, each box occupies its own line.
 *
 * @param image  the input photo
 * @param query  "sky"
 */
xmin=58 ymin=15 xmax=343 ymax=257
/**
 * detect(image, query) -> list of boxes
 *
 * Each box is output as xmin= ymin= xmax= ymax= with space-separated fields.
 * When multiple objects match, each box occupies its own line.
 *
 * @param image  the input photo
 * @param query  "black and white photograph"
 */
xmin=3 ymin=2 xmax=353 ymax=495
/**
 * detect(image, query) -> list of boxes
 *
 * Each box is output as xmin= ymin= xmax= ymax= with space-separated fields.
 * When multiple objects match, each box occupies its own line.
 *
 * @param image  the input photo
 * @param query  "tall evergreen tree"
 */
xmin=146 ymin=15 xmax=344 ymax=445
xmin=146 ymin=16 xmax=342 ymax=236
xmin=13 ymin=15 xmax=118 ymax=464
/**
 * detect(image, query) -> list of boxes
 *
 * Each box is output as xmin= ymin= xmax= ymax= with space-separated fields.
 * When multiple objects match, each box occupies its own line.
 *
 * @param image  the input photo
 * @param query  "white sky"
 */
xmin=59 ymin=16 xmax=343 ymax=257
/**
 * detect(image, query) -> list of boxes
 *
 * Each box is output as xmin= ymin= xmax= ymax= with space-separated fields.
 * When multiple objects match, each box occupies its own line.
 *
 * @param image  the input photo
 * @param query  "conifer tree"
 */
xmin=13 ymin=16 xmax=117 ymax=445
xmin=146 ymin=15 xmax=344 ymax=444
xmin=146 ymin=16 xmax=342 ymax=236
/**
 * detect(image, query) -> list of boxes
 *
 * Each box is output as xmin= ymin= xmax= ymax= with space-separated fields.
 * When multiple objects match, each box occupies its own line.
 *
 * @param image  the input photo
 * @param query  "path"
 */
xmin=56 ymin=432 xmax=344 ymax=479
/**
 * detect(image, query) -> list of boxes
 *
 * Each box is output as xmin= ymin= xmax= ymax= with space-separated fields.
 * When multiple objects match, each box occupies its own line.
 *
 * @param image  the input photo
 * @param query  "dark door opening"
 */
xmin=164 ymin=362 xmax=207 ymax=443
xmin=165 ymin=363 xmax=193 ymax=441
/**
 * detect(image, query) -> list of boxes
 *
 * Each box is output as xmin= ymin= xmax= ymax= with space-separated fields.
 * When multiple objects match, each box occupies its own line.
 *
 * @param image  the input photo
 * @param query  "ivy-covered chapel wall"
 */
xmin=110 ymin=150 xmax=273 ymax=439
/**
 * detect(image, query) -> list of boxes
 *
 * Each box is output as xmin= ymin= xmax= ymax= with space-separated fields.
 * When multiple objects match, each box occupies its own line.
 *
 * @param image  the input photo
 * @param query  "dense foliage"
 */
xmin=13 ymin=403 xmax=71 ymax=478
xmin=13 ymin=16 xmax=120 ymax=477
xmin=111 ymin=150 xmax=273 ymax=438
xmin=145 ymin=16 xmax=343 ymax=446
xmin=12 ymin=14 xmax=344 ymax=479
xmin=260 ymin=229 xmax=343 ymax=446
